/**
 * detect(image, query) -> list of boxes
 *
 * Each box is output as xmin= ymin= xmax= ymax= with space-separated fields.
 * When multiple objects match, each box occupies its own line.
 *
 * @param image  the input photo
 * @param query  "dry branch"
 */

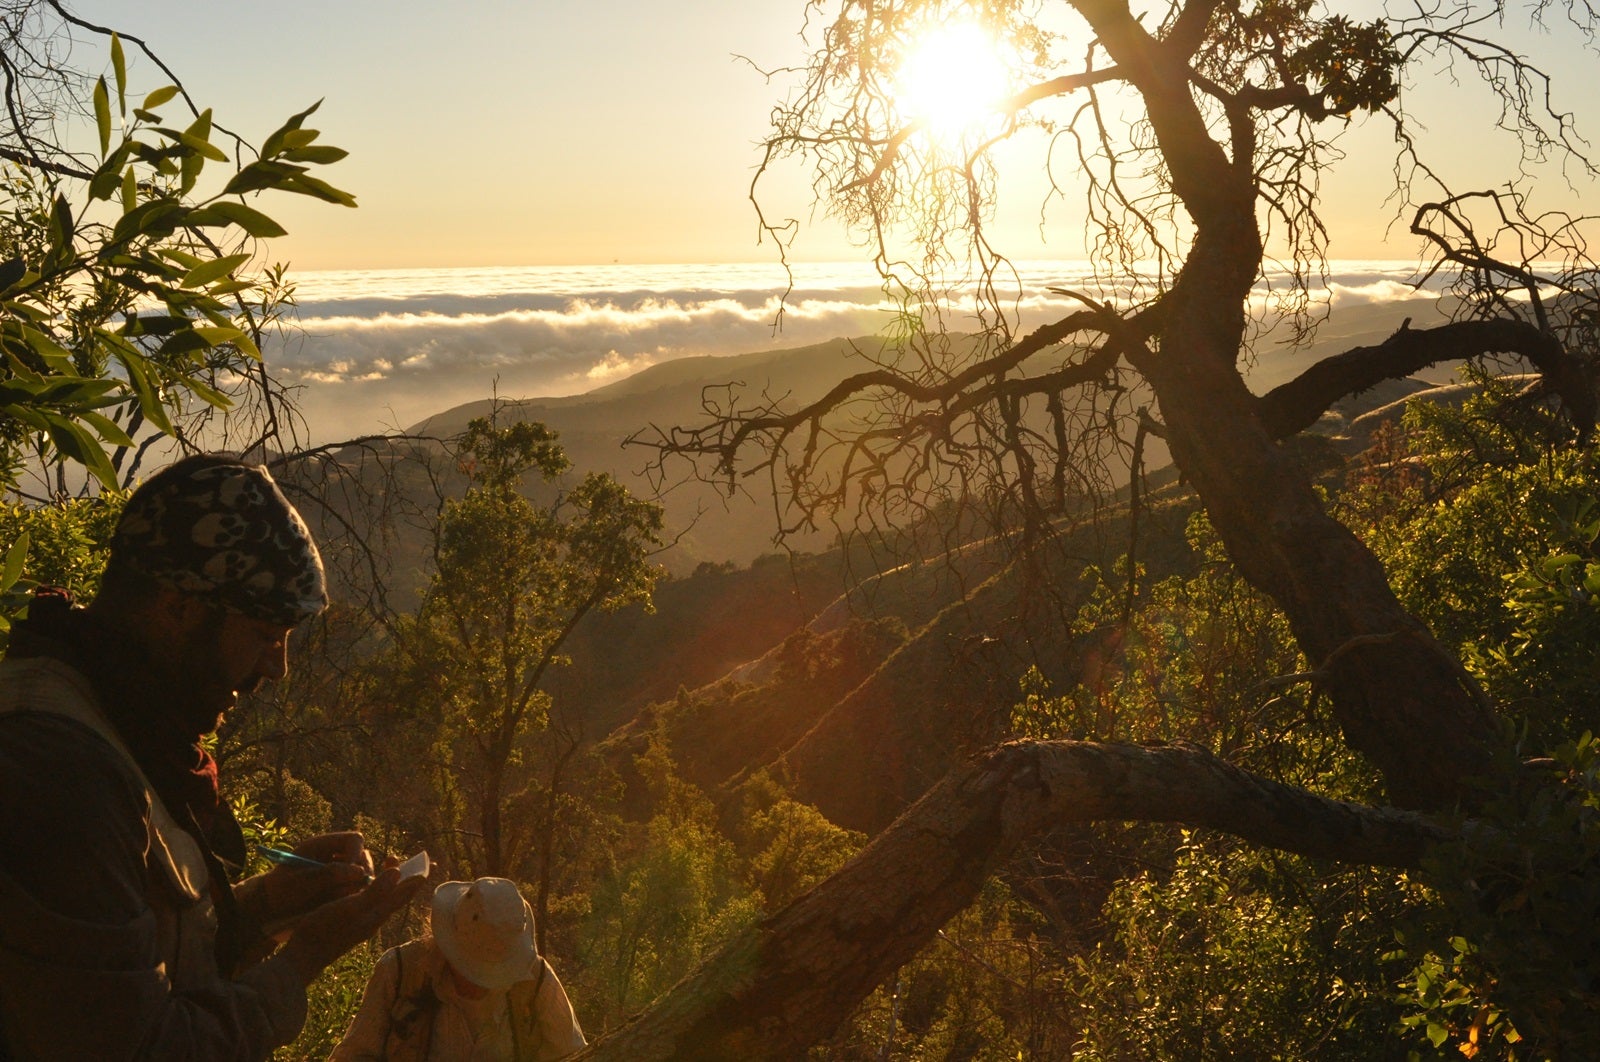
xmin=1257 ymin=317 xmax=1595 ymax=441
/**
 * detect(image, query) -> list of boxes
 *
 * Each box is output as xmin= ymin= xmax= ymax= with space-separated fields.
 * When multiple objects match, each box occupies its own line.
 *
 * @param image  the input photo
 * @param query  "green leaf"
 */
xmin=1582 ymin=566 xmax=1600 ymax=595
xmin=175 ymin=373 xmax=234 ymax=410
xmin=155 ymin=330 xmax=208 ymax=358
xmin=283 ymin=144 xmax=349 ymax=165
xmin=110 ymin=345 xmax=173 ymax=435
xmin=93 ymin=76 xmax=112 ymax=156
xmin=273 ymin=128 xmax=320 ymax=152
xmin=180 ymin=252 xmax=252 ymax=289
xmin=111 ymin=34 xmax=126 ymax=106
xmin=283 ymin=173 xmax=358 ymax=207
xmin=80 ymin=409 xmax=136 ymax=448
xmin=180 ymin=148 xmax=204 ymax=196
xmin=156 ymin=122 xmax=229 ymax=163
xmin=121 ymin=166 xmax=138 ymax=215
xmin=177 ymin=128 xmax=229 ymax=162
xmin=87 ymin=142 xmax=131 ymax=201
xmin=20 ymin=324 xmax=77 ymax=372
xmin=27 ymin=375 xmax=119 ymax=407
xmin=1 ymin=300 xmax=47 ymax=324
xmin=143 ymin=85 xmax=180 ymax=111
xmin=0 ymin=403 xmax=50 ymax=431
xmin=48 ymin=194 xmax=74 ymax=255
xmin=45 ymin=415 xmax=117 ymax=489
xmin=261 ymin=99 xmax=324 ymax=159
xmin=222 ymin=159 xmax=306 ymax=196
xmin=0 ymin=341 xmax=43 ymax=383
xmin=108 ymin=200 xmax=186 ymax=245
xmin=124 ymin=313 xmax=188 ymax=337
xmin=160 ymin=248 xmax=206 ymax=271
xmin=194 ymin=325 xmax=261 ymax=359
xmin=1 ymin=531 xmax=27 ymax=592
xmin=184 ymin=201 xmax=288 ymax=238
xmin=0 ymin=258 xmax=25 ymax=296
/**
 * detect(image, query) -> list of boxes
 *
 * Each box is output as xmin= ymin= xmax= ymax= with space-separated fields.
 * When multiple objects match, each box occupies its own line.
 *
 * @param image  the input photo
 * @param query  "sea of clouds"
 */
xmin=268 ymin=260 xmax=1441 ymax=442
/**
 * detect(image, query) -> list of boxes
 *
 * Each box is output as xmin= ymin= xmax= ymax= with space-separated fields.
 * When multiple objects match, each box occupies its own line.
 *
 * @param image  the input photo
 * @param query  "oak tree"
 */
xmin=611 ymin=0 xmax=1599 ymax=1053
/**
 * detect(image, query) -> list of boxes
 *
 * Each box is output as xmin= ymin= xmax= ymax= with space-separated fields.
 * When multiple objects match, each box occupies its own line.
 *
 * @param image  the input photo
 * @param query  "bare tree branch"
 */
xmin=1257 ymin=317 xmax=1595 ymax=440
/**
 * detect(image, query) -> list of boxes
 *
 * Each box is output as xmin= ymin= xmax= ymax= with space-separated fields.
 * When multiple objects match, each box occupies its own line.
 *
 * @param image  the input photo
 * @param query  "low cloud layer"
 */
xmin=271 ymin=261 xmax=1443 ymax=440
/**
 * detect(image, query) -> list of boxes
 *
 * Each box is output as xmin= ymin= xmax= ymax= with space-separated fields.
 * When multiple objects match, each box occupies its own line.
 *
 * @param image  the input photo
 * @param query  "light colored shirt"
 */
xmin=331 ymin=940 xmax=586 ymax=1061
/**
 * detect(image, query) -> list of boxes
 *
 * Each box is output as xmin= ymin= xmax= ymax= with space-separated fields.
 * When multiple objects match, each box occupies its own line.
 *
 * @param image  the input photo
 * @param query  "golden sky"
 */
xmin=81 ymin=0 xmax=1599 ymax=272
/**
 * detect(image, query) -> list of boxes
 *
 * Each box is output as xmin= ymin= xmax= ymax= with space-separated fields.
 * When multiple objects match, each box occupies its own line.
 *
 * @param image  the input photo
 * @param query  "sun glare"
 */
xmin=894 ymin=21 xmax=1012 ymax=141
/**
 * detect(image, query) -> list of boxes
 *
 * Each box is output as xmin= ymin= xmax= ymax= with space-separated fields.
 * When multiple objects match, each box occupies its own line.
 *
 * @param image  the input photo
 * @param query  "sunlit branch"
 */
xmin=634 ymin=302 xmax=1159 ymax=484
xmin=844 ymin=68 xmax=1124 ymax=191
xmin=579 ymin=739 xmax=1461 ymax=1059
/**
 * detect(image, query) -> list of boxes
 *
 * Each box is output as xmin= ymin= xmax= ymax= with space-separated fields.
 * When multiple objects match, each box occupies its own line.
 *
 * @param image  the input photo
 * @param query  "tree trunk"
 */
xmin=576 ymin=740 xmax=1449 ymax=1060
xmin=1137 ymin=268 xmax=1499 ymax=808
xmin=1073 ymin=0 xmax=1499 ymax=809
xmin=481 ymin=752 xmax=506 ymax=877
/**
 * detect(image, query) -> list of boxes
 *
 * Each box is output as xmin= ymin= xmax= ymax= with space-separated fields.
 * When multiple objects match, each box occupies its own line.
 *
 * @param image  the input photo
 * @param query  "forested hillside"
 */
xmin=5 ymin=0 xmax=1600 ymax=1058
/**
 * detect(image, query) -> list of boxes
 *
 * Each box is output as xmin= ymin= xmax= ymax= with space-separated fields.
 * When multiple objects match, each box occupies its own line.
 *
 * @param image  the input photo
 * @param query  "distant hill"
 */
xmin=408 ymin=336 xmax=880 ymax=571
xmin=403 ymin=294 xmax=1450 ymax=573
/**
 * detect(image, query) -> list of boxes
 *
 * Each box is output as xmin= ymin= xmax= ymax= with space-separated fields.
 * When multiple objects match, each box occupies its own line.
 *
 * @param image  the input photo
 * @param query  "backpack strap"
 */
xmin=383 ymin=941 xmax=442 ymax=1060
xmin=509 ymin=958 xmax=551 ymax=1059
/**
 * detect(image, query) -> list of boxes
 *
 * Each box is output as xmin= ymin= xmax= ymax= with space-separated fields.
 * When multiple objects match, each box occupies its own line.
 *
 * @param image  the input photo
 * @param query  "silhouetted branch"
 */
xmin=1257 ymin=317 xmax=1594 ymax=440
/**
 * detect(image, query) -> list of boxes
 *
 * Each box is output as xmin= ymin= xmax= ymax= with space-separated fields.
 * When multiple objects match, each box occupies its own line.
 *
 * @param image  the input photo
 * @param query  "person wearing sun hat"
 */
xmin=0 ymin=454 xmax=426 ymax=1059
xmin=332 ymin=877 xmax=587 ymax=1060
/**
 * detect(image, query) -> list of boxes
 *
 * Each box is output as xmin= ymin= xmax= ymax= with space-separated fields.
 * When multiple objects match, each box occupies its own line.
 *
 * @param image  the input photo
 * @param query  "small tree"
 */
xmin=405 ymin=416 xmax=663 ymax=878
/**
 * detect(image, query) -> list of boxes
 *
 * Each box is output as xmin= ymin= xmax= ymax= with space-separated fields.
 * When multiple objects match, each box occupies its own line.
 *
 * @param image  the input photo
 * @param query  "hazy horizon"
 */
xmin=273 ymin=259 xmax=1454 ymax=443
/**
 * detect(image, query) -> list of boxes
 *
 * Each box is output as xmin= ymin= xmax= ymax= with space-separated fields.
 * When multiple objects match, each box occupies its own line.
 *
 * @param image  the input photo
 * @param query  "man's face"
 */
xmin=171 ymin=605 xmax=293 ymax=738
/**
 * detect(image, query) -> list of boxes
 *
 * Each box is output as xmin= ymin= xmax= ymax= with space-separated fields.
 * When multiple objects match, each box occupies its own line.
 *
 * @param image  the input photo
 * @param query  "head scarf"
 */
xmin=110 ymin=458 xmax=328 ymax=624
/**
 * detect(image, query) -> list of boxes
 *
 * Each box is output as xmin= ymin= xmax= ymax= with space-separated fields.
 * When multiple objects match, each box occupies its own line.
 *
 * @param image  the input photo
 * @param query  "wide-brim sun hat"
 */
xmin=431 ymin=878 xmax=538 ymax=991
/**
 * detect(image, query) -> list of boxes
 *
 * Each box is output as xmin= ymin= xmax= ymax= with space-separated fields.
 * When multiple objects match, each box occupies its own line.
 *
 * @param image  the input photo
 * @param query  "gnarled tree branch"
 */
xmin=1257 ymin=317 xmax=1596 ymax=441
xmin=579 ymin=739 xmax=1451 ymax=1059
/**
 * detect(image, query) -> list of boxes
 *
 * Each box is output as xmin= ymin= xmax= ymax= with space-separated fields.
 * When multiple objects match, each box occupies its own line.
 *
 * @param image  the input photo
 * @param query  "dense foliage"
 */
xmin=7 ymin=359 xmax=1596 ymax=1060
xmin=0 ymin=22 xmax=352 ymax=496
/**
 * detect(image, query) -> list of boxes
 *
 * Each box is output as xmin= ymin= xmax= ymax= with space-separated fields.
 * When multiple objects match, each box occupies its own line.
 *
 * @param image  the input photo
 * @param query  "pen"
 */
xmin=258 ymin=846 xmax=331 ymax=870
xmin=259 ymin=846 xmax=374 ymax=880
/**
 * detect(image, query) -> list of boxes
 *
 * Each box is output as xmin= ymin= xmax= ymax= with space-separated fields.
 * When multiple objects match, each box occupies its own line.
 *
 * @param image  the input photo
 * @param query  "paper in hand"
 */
xmin=396 ymin=850 xmax=431 ymax=881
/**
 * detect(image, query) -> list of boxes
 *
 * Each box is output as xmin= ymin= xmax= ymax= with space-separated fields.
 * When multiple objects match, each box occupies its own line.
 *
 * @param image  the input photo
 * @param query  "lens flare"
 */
xmin=894 ymin=21 xmax=1012 ymax=141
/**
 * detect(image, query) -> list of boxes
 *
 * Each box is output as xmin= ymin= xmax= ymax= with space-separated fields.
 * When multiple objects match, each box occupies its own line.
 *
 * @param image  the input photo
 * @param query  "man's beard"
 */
xmin=167 ymin=622 xmax=248 ymax=741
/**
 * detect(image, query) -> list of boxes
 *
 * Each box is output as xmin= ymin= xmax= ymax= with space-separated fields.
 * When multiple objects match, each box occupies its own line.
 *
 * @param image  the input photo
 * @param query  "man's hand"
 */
xmin=241 ymin=831 xmax=377 ymax=935
xmin=278 ymin=867 xmax=428 ymax=984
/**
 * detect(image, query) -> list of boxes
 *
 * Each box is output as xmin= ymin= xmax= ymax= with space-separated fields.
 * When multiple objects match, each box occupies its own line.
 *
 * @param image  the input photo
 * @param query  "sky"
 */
xmin=74 ymin=0 xmax=1600 ymax=273
xmin=77 ymin=0 xmax=831 ymax=269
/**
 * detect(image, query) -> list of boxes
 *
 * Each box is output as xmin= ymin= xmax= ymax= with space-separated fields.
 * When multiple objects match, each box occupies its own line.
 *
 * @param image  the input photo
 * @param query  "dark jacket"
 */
xmin=0 ymin=653 xmax=307 ymax=1060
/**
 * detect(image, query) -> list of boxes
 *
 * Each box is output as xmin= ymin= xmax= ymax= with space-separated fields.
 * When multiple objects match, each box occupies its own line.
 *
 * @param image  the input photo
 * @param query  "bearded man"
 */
xmin=0 ymin=455 xmax=425 ymax=1059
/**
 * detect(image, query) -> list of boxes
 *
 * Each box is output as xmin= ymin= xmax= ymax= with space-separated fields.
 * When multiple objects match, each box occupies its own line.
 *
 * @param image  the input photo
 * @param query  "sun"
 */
xmin=894 ymin=21 xmax=1013 ymax=141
